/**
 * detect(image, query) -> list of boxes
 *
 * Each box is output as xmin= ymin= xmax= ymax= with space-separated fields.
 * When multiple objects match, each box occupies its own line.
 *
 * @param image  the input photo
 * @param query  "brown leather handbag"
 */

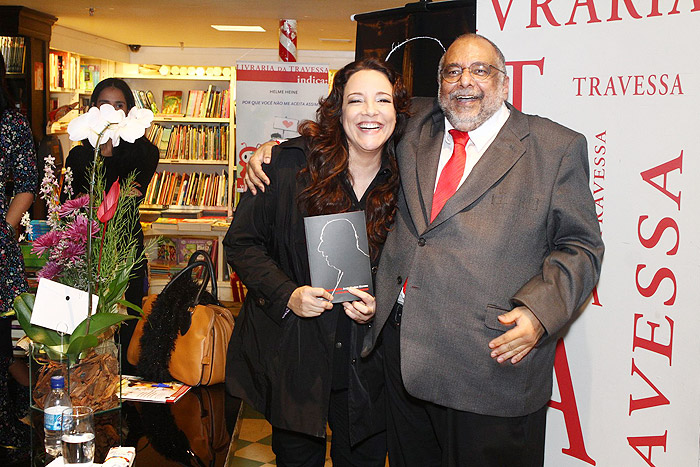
xmin=127 ymin=250 xmax=234 ymax=386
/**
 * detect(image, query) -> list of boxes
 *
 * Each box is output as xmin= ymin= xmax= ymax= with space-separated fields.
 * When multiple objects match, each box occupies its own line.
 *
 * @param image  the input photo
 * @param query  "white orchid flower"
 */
xmin=116 ymin=107 xmax=155 ymax=143
xmin=67 ymin=103 xmax=153 ymax=148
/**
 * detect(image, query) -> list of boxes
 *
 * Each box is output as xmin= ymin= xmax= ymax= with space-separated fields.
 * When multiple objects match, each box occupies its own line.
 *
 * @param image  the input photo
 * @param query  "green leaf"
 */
xmin=99 ymin=265 xmax=132 ymax=313
xmin=67 ymin=335 xmax=99 ymax=355
xmin=69 ymin=312 xmax=138 ymax=344
xmin=13 ymin=293 xmax=67 ymax=347
xmin=118 ymin=299 xmax=144 ymax=316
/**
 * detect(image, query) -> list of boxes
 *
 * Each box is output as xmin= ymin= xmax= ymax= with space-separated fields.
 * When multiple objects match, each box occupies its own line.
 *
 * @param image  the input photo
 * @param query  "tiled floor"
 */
xmin=230 ymin=403 xmax=332 ymax=466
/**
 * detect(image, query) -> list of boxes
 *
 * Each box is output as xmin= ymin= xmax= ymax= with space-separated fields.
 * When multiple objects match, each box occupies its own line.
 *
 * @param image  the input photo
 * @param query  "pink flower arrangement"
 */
xmin=58 ymin=195 xmax=90 ymax=217
xmin=15 ymin=102 xmax=154 ymax=356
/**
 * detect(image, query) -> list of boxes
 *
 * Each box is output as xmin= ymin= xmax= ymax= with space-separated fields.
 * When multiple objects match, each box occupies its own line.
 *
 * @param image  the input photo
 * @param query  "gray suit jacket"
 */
xmin=367 ymin=97 xmax=604 ymax=417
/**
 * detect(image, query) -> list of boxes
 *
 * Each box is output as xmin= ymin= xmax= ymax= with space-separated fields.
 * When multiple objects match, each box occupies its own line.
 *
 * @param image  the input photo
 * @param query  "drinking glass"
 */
xmin=61 ymin=406 xmax=95 ymax=466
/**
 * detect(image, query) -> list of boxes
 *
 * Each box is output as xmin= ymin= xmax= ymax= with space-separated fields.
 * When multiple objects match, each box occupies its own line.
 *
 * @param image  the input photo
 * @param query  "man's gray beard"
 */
xmin=438 ymin=81 xmax=504 ymax=132
xmin=438 ymin=93 xmax=496 ymax=132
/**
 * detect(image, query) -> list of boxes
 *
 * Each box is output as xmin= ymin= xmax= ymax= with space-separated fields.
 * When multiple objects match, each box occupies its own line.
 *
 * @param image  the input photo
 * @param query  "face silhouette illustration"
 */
xmin=316 ymin=218 xmax=370 ymax=294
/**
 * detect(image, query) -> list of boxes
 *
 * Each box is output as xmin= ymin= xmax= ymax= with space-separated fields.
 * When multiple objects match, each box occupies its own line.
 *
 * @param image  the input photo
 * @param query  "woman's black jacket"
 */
xmin=223 ymin=138 xmax=385 ymax=444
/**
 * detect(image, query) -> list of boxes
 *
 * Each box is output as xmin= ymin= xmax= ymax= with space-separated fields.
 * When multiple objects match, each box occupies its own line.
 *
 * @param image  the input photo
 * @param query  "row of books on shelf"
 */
xmin=183 ymin=86 xmax=231 ymax=118
xmin=147 ymin=123 xmax=229 ymax=161
xmin=131 ymin=86 xmax=231 ymax=119
xmin=145 ymin=170 xmax=228 ymax=207
xmin=49 ymin=50 xmax=80 ymax=90
xmin=80 ymin=64 xmax=101 ymax=92
xmin=1 ymin=36 xmax=25 ymax=73
xmin=132 ymin=89 xmax=160 ymax=114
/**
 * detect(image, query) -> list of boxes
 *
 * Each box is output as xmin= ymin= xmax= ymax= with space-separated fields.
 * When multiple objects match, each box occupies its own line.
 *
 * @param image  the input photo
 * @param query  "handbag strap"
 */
xmin=187 ymin=249 xmax=218 ymax=300
xmin=162 ymin=260 xmax=211 ymax=306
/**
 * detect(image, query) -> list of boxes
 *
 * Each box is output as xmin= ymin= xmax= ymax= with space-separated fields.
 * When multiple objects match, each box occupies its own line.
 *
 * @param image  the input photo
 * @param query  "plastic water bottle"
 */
xmin=44 ymin=375 xmax=71 ymax=457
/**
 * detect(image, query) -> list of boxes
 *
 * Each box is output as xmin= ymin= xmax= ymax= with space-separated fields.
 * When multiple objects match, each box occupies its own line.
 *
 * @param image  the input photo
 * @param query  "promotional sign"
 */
xmin=235 ymin=62 xmax=330 ymax=192
xmin=479 ymin=2 xmax=699 ymax=465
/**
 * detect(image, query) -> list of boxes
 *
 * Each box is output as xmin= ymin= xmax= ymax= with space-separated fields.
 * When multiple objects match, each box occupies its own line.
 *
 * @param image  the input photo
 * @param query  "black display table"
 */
xmin=30 ymin=385 xmax=242 ymax=466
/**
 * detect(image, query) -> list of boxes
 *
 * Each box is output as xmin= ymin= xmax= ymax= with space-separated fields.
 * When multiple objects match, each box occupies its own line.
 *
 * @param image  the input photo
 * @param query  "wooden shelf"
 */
xmin=117 ymin=74 xmax=230 ymax=81
xmin=153 ymin=116 xmax=229 ymax=123
xmin=158 ymin=159 xmax=229 ymax=165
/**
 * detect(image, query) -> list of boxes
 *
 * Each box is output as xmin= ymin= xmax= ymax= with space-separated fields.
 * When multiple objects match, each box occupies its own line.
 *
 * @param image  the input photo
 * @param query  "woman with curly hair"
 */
xmin=224 ymin=58 xmax=410 ymax=466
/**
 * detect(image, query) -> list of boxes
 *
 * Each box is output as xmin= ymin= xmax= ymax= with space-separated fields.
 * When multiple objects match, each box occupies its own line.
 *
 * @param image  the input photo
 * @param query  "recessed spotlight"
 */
xmin=211 ymin=25 xmax=266 ymax=32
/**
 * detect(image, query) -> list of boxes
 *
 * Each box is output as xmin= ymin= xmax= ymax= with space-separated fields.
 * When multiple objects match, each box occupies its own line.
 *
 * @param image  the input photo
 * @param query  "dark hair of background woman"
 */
xmin=0 ymin=53 xmax=14 ymax=115
xmin=90 ymin=77 xmax=136 ymax=110
xmin=297 ymin=58 xmax=411 ymax=260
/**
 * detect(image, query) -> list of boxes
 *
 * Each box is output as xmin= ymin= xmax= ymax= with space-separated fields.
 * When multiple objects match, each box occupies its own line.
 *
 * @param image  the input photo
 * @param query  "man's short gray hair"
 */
xmin=437 ymin=33 xmax=507 ymax=83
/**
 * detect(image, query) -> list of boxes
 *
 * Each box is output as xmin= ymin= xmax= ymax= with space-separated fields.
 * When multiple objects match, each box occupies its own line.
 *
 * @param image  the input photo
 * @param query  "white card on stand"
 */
xmin=30 ymin=278 xmax=99 ymax=335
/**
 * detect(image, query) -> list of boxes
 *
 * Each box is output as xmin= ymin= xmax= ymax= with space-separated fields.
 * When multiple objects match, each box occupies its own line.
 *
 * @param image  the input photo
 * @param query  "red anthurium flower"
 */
xmin=97 ymin=179 xmax=120 ymax=223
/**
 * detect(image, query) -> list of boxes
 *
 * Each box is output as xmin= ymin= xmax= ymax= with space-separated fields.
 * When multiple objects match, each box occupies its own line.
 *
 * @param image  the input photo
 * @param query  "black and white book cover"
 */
xmin=304 ymin=211 xmax=373 ymax=303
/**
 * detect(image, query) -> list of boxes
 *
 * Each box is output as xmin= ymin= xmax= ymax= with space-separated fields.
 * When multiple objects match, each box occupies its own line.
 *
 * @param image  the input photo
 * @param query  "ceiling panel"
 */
xmin=0 ymin=0 xmax=413 ymax=50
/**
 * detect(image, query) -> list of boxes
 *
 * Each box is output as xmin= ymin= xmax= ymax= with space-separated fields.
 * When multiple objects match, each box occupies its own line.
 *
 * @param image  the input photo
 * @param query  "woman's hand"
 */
xmin=244 ymin=141 xmax=278 ymax=194
xmin=287 ymin=286 xmax=333 ymax=318
xmin=342 ymin=287 xmax=376 ymax=324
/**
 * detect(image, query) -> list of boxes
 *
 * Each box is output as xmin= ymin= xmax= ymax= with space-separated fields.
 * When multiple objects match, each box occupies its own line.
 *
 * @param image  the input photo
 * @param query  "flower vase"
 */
xmin=29 ymin=340 xmax=122 ymax=414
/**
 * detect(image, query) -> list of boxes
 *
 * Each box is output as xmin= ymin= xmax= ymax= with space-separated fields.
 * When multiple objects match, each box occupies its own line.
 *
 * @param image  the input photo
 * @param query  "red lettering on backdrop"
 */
xmin=609 ymin=0 xmax=643 ymax=21
xmin=506 ymin=58 xmax=544 ymax=110
xmin=637 ymin=216 xmax=679 ymax=255
xmin=669 ymin=0 xmax=700 ymax=14
xmin=566 ymin=0 xmax=602 ymax=24
xmin=627 ymin=431 xmax=667 ymax=467
xmin=635 ymin=265 xmax=677 ymax=305
xmin=632 ymin=314 xmax=674 ymax=365
xmin=527 ymin=0 xmax=561 ymax=28
xmin=548 ymin=339 xmax=596 ymax=465
xmin=491 ymin=0 xmax=516 ymax=30
xmin=640 ymin=151 xmax=682 ymax=210
xmin=590 ymin=285 xmax=602 ymax=306
xmin=648 ymin=0 xmax=663 ymax=16
xmin=629 ymin=358 xmax=670 ymax=414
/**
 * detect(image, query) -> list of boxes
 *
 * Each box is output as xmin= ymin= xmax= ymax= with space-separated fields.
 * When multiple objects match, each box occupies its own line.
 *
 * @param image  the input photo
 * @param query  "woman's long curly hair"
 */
xmin=297 ymin=58 xmax=410 ymax=260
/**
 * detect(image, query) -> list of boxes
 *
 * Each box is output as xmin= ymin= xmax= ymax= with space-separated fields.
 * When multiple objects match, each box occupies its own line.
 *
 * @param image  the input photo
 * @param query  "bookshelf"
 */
xmin=143 ymin=220 xmax=233 ymax=301
xmin=118 ymin=70 xmax=236 ymax=217
xmin=121 ymin=70 xmax=237 ymax=301
xmin=0 ymin=6 xmax=56 ymax=144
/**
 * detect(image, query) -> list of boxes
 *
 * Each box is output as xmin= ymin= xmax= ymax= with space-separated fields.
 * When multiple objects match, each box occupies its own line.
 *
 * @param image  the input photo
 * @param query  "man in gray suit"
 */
xmin=244 ymin=33 xmax=603 ymax=466
xmin=369 ymin=34 xmax=603 ymax=466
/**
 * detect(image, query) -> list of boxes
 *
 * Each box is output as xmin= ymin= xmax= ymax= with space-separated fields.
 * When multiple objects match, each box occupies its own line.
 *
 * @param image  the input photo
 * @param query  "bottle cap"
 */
xmin=50 ymin=375 xmax=65 ymax=389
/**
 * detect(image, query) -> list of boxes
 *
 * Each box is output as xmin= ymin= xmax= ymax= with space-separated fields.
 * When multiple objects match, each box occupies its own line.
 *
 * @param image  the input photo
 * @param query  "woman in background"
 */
xmin=64 ymin=77 xmax=159 ymax=373
xmin=0 ymin=53 xmax=38 ymax=454
xmin=224 ymin=58 xmax=410 ymax=466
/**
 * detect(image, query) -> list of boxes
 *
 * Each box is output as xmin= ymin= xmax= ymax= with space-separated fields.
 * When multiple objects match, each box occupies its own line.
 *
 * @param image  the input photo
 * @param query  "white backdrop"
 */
xmin=479 ymin=2 xmax=699 ymax=465
xmin=235 ymin=62 xmax=329 ymax=192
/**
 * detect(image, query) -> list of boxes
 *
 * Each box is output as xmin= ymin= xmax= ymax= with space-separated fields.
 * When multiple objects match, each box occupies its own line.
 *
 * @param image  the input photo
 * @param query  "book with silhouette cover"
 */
xmin=304 ymin=211 xmax=372 ymax=303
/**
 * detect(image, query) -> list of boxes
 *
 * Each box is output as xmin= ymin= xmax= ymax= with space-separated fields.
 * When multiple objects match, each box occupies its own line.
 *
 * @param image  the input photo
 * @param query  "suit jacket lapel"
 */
xmin=400 ymin=100 xmax=444 ymax=234
xmin=429 ymin=104 xmax=530 ymax=228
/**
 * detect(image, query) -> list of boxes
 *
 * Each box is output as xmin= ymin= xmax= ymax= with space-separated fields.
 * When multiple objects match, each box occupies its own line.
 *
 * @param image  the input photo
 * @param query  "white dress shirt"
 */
xmin=435 ymin=103 xmax=511 ymax=193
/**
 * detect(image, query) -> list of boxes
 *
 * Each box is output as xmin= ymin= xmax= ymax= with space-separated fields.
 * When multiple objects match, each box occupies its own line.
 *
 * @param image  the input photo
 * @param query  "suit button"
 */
xmin=351 ymin=358 xmax=357 ymax=364
xmin=371 ymin=266 xmax=378 ymax=274
xmin=256 ymin=297 xmax=266 ymax=306
xmin=418 ymin=238 xmax=426 ymax=246
xmin=396 ymin=276 xmax=403 ymax=285
xmin=335 ymin=342 xmax=342 ymax=349
xmin=367 ymin=323 xmax=372 ymax=328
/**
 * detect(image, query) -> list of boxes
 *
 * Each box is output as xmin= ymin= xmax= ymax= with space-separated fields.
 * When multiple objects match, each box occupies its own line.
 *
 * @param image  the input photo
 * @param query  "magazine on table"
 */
xmin=303 ymin=211 xmax=373 ymax=304
xmin=120 ymin=375 xmax=191 ymax=403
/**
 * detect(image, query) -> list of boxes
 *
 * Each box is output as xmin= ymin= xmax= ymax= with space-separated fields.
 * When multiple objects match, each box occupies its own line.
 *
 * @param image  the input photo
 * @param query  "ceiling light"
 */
xmin=211 ymin=25 xmax=266 ymax=32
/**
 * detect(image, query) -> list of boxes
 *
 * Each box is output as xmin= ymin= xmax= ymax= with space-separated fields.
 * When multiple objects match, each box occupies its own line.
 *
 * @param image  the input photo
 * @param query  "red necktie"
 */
xmin=431 ymin=129 xmax=469 ymax=222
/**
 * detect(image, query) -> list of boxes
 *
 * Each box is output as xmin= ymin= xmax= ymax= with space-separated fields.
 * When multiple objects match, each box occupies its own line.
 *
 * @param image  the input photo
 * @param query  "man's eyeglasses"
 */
xmin=440 ymin=62 xmax=506 ymax=83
